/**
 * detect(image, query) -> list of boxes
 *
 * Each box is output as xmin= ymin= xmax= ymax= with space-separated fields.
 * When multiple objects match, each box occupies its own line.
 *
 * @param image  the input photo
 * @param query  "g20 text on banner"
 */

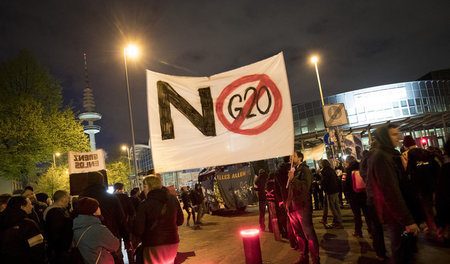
xmin=147 ymin=52 xmax=294 ymax=172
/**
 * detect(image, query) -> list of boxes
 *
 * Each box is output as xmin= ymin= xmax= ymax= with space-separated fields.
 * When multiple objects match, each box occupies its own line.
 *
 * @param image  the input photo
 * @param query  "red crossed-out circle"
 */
xmin=215 ymin=74 xmax=283 ymax=135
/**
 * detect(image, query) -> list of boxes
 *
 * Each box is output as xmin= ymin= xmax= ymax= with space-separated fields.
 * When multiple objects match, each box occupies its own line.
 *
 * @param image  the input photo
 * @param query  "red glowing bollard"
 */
xmin=240 ymin=229 xmax=262 ymax=264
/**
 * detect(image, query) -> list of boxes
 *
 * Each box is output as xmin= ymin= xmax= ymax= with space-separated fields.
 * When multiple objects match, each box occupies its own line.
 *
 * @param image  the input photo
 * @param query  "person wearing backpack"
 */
xmin=343 ymin=155 xmax=370 ymax=238
xmin=134 ymin=175 xmax=184 ymax=264
xmin=73 ymin=197 xmax=120 ymax=264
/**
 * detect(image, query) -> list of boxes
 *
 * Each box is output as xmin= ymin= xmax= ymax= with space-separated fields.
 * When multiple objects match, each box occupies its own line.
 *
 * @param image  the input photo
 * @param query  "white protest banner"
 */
xmin=147 ymin=52 xmax=294 ymax=172
xmin=68 ymin=149 xmax=106 ymax=174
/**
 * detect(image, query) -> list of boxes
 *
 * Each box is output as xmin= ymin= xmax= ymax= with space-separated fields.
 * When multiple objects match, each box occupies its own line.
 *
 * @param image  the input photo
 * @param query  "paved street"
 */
xmin=173 ymin=205 xmax=450 ymax=264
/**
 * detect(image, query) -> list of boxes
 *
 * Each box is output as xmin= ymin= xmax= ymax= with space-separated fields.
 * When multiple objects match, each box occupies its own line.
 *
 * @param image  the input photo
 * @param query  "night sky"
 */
xmin=1 ymin=0 xmax=449 ymax=159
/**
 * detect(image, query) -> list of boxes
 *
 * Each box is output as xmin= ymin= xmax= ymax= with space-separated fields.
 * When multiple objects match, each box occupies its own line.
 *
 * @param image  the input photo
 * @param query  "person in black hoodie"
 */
xmin=0 ymin=196 xmax=46 ymax=264
xmin=343 ymin=156 xmax=370 ymax=237
xmin=134 ymin=175 xmax=183 ymax=264
xmin=319 ymin=159 xmax=343 ymax=229
xmin=43 ymin=190 xmax=73 ymax=264
xmin=367 ymin=124 xmax=420 ymax=264
xmin=82 ymin=183 xmax=128 ymax=264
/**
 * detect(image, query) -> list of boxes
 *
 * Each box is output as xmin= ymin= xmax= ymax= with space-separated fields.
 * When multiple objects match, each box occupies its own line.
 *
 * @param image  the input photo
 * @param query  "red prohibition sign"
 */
xmin=215 ymin=74 xmax=283 ymax=135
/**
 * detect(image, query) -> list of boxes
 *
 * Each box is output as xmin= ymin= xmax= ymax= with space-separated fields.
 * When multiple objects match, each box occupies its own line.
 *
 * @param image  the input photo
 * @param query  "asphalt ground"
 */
xmin=172 ymin=204 xmax=450 ymax=264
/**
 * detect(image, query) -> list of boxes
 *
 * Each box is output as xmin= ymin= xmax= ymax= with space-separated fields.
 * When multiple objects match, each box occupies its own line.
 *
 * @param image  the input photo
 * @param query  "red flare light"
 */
xmin=240 ymin=229 xmax=260 ymax=237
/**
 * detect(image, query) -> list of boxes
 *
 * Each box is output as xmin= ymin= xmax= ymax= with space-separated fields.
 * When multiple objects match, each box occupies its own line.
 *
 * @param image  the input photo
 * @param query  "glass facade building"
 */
xmin=134 ymin=144 xmax=154 ymax=175
xmin=293 ymin=80 xmax=450 ymax=137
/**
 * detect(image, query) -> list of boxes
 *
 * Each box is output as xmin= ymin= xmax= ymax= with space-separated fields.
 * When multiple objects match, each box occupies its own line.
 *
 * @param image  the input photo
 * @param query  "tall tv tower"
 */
xmin=78 ymin=53 xmax=102 ymax=151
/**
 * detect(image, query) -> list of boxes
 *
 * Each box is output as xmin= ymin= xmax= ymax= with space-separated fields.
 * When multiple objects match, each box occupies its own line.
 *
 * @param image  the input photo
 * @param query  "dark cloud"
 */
xmin=1 ymin=0 xmax=449 ymax=158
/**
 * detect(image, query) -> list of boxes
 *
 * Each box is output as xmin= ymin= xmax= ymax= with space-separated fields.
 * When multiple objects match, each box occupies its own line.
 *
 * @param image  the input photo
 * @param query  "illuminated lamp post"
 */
xmin=310 ymin=55 xmax=337 ymax=158
xmin=311 ymin=56 xmax=325 ymax=106
xmin=53 ymin=152 xmax=61 ymax=168
xmin=121 ymin=145 xmax=134 ymax=187
xmin=123 ymin=44 xmax=139 ymax=179
xmin=240 ymin=229 xmax=262 ymax=264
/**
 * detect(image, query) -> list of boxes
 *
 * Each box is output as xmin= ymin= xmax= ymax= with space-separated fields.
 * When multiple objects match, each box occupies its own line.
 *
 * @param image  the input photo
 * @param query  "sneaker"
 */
xmin=186 ymin=222 xmax=190 ymax=227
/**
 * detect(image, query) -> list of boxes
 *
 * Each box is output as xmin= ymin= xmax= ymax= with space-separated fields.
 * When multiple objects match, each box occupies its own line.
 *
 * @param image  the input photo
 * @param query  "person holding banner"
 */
xmin=286 ymin=151 xmax=320 ymax=264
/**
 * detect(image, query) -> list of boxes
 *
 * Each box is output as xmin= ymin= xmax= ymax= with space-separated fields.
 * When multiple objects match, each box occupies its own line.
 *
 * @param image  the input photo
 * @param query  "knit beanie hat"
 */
xmin=77 ymin=197 xmax=99 ymax=215
xmin=403 ymin=135 xmax=416 ymax=148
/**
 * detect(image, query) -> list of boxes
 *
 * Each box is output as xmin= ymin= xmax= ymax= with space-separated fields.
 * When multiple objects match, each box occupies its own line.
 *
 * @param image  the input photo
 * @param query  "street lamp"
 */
xmin=123 ymin=44 xmax=140 ymax=179
xmin=121 ymin=145 xmax=133 ymax=176
xmin=53 ymin=152 xmax=61 ymax=168
xmin=310 ymin=55 xmax=337 ymax=159
xmin=310 ymin=56 xmax=325 ymax=106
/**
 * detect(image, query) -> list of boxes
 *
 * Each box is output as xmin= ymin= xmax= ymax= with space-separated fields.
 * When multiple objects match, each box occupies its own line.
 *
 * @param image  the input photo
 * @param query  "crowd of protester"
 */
xmin=0 ymin=123 xmax=449 ymax=264
xmin=255 ymin=124 xmax=450 ymax=264
xmin=0 ymin=174 xmax=184 ymax=264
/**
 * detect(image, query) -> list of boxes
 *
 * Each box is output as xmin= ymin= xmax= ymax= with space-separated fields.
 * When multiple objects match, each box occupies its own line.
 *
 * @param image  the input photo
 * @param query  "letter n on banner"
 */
xmin=157 ymin=81 xmax=216 ymax=140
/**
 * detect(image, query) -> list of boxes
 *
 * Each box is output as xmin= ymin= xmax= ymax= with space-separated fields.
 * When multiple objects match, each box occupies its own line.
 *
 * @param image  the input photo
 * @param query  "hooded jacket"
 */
xmin=320 ymin=166 xmax=340 ymax=195
xmin=0 ymin=207 xmax=46 ymax=264
xmin=367 ymin=125 xmax=415 ymax=226
xmin=286 ymin=161 xmax=313 ymax=212
xmin=134 ymin=188 xmax=184 ymax=247
xmin=73 ymin=214 xmax=120 ymax=264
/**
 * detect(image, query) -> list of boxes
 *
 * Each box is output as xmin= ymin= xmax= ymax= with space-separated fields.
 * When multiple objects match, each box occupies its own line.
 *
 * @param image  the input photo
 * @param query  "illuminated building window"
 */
xmin=417 ymin=106 xmax=423 ymax=114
